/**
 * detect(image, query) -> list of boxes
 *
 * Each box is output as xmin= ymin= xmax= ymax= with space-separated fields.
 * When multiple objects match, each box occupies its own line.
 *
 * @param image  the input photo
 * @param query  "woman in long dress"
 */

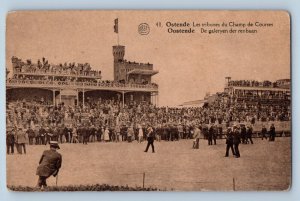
xmin=138 ymin=125 xmax=143 ymax=143
xmin=104 ymin=127 xmax=110 ymax=142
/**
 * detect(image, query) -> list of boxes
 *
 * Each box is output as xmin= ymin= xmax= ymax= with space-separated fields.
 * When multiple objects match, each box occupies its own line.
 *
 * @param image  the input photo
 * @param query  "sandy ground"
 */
xmin=6 ymin=138 xmax=291 ymax=191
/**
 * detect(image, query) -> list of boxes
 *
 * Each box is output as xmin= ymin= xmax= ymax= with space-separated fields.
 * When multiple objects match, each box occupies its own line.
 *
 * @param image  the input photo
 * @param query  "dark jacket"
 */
xmin=6 ymin=132 xmax=15 ymax=145
xmin=226 ymin=131 xmax=234 ymax=145
xmin=233 ymin=129 xmax=241 ymax=144
xmin=36 ymin=149 xmax=62 ymax=177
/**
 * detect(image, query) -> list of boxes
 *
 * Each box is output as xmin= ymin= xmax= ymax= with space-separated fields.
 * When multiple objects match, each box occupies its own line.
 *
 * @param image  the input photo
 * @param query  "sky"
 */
xmin=6 ymin=11 xmax=290 ymax=106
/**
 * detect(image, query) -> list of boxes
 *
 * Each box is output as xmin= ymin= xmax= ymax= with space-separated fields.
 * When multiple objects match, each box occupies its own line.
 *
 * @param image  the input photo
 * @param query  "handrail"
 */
xmin=6 ymin=79 xmax=159 ymax=90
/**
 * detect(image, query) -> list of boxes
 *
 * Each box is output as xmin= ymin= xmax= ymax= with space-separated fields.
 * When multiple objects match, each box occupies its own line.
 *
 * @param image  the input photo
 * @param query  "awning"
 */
xmin=127 ymin=69 xmax=159 ymax=76
xmin=60 ymin=89 xmax=77 ymax=96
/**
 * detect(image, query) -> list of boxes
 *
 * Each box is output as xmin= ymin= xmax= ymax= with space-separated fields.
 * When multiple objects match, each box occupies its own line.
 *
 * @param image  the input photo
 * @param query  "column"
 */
xmin=83 ymin=89 xmax=85 ymax=108
xmin=122 ymin=91 xmax=125 ymax=108
xmin=157 ymin=92 xmax=159 ymax=107
xmin=53 ymin=90 xmax=56 ymax=106
xmin=59 ymin=89 xmax=62 ymax=104
xmin=76 ymin=90 xmax=79 ymax=106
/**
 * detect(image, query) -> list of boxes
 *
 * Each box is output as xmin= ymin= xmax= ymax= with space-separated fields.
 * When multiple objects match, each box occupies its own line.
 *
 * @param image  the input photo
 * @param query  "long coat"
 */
xmin=15 ymin=130 xmax=27 ymax=144
xmin=36 ymin=150 xmax=62 ymax=178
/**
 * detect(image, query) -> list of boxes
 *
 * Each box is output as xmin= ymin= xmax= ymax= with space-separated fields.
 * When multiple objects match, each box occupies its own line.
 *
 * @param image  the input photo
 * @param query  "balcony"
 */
xmin=6 ymin=79 xmax=159 ymax=92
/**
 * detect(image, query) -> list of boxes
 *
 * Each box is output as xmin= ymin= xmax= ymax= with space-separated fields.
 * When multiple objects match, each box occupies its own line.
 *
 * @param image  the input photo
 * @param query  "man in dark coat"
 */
xmin=36 ymin=141 xmax=62 ymax=189
xmin=246 ymin=125 xmax=254 ymax=144
xmin=6 ymin=127 xmax=15 ymax=154
xmin=144 ymin=125 xmax=155 ymax=153
xmin=233 ymin=126 xmax=241 ymax=158
xmin=26 ymin=127 xmax=35 ymax=145
xmin=208 ymin=125 xmax=214 ymax=145
xmin=261 ymin=125 xmax=268 ymax=140
xmin=240 ymin=124 xmax=247 ymax=144
xmin=269 ymin=124 xmax=276 ymax=141
xmin=82 ymin=125 xmax=89 ymax=145
xmin=225 ymin=127 xmax=235 ymax=157
xmin=39 ymin=126 xmax=46 ymax=145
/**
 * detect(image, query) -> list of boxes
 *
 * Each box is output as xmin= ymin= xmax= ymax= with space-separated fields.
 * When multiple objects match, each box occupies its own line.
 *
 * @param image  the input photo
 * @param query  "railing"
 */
xmin=6 ymin=79 xmax=159 ymax=92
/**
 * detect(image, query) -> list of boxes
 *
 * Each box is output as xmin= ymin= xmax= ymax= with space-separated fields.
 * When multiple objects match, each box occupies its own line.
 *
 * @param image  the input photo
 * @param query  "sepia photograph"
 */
xmin=6 ymin=10 xmax=291 ymax=191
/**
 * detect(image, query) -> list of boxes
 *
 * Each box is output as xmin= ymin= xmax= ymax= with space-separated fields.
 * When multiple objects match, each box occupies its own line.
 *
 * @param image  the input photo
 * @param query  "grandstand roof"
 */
xmin=127 ymin=69 xmax=158 ymax=76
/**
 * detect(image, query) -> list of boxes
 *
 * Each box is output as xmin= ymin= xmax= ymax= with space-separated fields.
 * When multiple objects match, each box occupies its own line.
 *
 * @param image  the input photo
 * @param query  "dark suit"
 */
xmin=246 ymin=127 xmax=253 ymax=144
xmin=208 ymin=126 xmax=214 ymax=145
xmin=269 ymin=125 xmax=276 ymax=141
xmin=233 ymin=129 xmax=241 ymax=158
xmin=144 ymin=127 xmax=155 ymax=153
xmin=261 ymin=127 xmax=268 ymax=140
xmin=225 ymin=130 xmax=235 ymax=157
xmin=36 ymin=149 xmax=62 ymax=188
xmin=6 ymin=131 xmax=15 ymax=154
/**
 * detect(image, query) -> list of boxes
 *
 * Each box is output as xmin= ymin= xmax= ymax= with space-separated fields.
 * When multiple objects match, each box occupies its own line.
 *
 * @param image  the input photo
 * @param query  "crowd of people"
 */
xmin=6 ymin=89 xmax=289 ymax=155
xmin=228 ymin=79 xmax=286 ymax=88
xmin=11 ymin=56 xmax=102 ymax=78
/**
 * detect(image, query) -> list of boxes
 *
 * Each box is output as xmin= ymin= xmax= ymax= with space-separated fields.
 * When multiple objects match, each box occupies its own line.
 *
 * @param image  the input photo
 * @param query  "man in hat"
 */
xmin=225 ymin=127 xmax=235 ymax=157
xmin=6 ymin=126 xmax=15 ymax=155
xmin=233 ymin=125 xmax=241 ymax=158
xmin=261 ymin=125 xmax=268 ymax=140
xmin=144 ymin=125 xmax=155 ymax=153
xmin=246 ymin=125 xmax=254 ymax=144
xmin=208 ymin=124 xmax=214 ymax=146
xmin=269 ymin=123 xmax=276 ymax=141
xmin=36 ymin=141 xmax=62 ymax=189
xmin=15 ymin=126 xmax=27 ymax=154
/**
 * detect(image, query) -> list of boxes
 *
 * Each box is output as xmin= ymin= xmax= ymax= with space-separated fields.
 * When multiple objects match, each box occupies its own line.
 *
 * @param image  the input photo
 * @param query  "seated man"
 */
xmin=36 ymin=141 xmax=62 ymax=189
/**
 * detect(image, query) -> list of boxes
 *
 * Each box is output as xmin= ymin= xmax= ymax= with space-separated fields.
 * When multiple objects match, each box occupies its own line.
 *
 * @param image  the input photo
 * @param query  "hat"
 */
xmin=50 ymin=141 xmax=60 ymax=149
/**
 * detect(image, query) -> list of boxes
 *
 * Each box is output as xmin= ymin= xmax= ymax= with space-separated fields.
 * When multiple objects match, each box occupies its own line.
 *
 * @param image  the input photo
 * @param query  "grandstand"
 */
xmin=6 ymin=45 xmax=159 ymax=108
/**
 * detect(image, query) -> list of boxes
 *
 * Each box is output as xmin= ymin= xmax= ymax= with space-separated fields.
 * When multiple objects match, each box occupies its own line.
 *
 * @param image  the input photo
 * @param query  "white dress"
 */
xmin=104 ymin=129 xmax=110 ymax=141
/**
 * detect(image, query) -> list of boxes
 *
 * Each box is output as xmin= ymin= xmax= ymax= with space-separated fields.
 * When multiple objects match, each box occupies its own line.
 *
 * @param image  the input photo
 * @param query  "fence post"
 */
xmin=143 ymin=172 xmax=145 ymax=188
xmin=233 ymin=177 xmax=236 ymax=191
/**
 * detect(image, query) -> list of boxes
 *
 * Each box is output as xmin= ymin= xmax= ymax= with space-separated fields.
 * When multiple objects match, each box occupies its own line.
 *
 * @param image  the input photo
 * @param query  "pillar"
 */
xmin=83 ymin=89 xmax=85 ymax=108
xmin=76 ymin=90 xmax=79 ymax=106
xmin=53 ymin=90 xmax=56 ymax=106
xmin=122 ymin=91 xmax=125 ymax=108
xmin=59 ymin=89 xmax=62 ymax=104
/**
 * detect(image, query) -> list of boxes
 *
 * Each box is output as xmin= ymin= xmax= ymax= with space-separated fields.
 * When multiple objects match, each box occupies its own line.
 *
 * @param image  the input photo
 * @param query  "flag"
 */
xmin=114 ymin=18 xmax=118 ymax=33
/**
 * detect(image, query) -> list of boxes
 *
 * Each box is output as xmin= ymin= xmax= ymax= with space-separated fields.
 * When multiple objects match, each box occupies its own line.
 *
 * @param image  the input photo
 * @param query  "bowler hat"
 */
xmin=50 ymin=141 xmax=60 ymax=149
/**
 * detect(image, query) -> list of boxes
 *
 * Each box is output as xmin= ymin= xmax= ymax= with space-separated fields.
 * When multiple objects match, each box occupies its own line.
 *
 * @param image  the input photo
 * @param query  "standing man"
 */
xmin=225 ymin=127 xmax=235 ymax=157
xmin=269 ymin=123 xmax=276 ymax=141
xmin=26 ymin=126 xmax=35 ymax=145
xmin=36 ymin=141 xmax=62 ymax=189
xmin=212 ymin=124 xmax=217 ymax=145
xmin=233 ymin=125 xmax=241 ymax=158
xmin=6 ymin=127 xmax=15 ymax=155
xmin=246 ymin=125 xmax=254 ymax=144
xmin=240 ymin=124 xmax=247 ymax=144
xmin=261 ymin=125 xmax=268 ymax=140
xmin=208 ymin=124 xmax=214 ymax=146
xmin=127 ymin=125 xmax=134 ymax=143
xmin=144 ymin=125 xmax=155 ymax=153
xmin=15 ymin=127 xmax=27 ymax=154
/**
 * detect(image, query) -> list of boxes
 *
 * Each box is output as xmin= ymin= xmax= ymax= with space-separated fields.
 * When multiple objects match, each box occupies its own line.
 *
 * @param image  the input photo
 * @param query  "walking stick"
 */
xmin=56 ymin=173 xmax=58 ymax=186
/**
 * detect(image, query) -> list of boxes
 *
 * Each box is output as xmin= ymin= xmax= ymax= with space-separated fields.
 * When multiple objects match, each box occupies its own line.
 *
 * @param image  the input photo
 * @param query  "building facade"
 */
xmin=6 ymin=45 xmax=159 ymax=107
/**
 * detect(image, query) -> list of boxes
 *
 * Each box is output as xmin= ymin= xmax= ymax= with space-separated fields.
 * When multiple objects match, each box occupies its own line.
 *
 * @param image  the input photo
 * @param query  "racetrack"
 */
xmin=7 ymin=138 xmax=291 ymax=191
